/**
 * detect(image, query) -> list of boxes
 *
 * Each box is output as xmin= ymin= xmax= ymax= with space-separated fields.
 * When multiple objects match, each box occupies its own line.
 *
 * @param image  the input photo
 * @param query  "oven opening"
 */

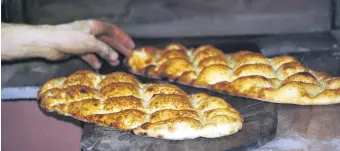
xmin=2 ymin=1 xmax=340 ymax=151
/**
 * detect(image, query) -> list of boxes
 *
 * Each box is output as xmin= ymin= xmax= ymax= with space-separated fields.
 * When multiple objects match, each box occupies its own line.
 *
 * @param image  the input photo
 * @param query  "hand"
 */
xmin=1 ymin=20 xmax=135 ymax=69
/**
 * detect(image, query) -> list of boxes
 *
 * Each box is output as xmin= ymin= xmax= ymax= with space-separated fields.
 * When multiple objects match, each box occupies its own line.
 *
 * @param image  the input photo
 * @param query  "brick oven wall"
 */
xmin=22 ymin=0 xmax=332 ymax=37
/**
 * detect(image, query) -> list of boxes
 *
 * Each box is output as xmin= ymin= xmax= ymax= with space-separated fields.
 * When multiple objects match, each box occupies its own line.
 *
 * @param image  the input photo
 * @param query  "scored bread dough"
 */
xmin=127 ymin=43 xmax=340 ymax=105
xmin=37 ymin=70 xmax=243 ymax=140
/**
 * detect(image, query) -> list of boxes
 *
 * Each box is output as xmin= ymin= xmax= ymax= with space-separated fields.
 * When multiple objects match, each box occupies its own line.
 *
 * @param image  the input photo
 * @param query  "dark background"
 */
xmin=2 ymin=0 xmax=340 ymax=37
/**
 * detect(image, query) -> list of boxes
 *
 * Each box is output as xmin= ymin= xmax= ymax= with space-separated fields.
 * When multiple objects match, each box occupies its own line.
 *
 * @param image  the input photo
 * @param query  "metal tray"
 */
xmin=85 ymin=41 xmax=277 ymax=151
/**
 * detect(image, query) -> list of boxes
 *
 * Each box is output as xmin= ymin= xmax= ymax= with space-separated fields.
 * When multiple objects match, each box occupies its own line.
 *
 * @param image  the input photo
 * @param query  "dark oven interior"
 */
xmin=2 ymin=0 xmax=340 ymax=36
xmin=2 ymin=0 xmax=340 ymax=87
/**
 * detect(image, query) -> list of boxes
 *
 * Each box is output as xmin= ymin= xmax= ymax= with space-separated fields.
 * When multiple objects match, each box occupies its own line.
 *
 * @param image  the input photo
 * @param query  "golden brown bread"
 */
xmin=37 ymin=70 xmax=243 ymax=140
xmin=127 ymin=43 xmax=340 ymax=105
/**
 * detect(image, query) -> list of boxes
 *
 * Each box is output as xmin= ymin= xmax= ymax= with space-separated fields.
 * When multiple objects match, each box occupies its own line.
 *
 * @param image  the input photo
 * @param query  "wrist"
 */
xmin=1 ymin=23 xmax=57 ymax=60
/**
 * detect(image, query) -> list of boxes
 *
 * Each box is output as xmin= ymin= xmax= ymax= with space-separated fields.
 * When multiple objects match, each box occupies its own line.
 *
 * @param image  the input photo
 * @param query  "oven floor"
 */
xmin=2 ymin=33 xmax=340 ymax=151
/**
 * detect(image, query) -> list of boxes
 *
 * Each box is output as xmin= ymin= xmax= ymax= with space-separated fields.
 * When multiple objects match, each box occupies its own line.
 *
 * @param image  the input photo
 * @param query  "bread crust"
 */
xmin=38 ymin=70 xmax=243 ymax=140
xmin=127 ymin=43 xmax=340 ymax=105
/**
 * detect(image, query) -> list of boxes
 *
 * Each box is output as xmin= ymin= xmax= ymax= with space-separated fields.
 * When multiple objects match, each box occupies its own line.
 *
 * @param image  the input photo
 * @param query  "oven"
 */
xmin=2 ymin=0 xmax=340 ymax=151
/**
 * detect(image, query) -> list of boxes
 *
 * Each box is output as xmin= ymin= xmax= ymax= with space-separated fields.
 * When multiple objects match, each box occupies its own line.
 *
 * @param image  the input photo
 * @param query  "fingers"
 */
xmin=81 ymin=54 xmax=102 ymax=69
xmin=87 ymin=37 xmax=120 ymax=65
xmin=99 ymin=35 xmax=131 ymax=57
xmin=89 ymin=20 xmax=135 ymax=49
xmin=52 ymin=31 xmax=119 ymax=65
xmin=65 ymin=20 xmax=135 ymax=57
xmin=81 ymin=53 xmax=120 ymax=69
xmin=89 ymin=36 xmax=119 ymax=61
xmin=110 ymin=59 xmax=120 ymax=67
xmin=54 ymin=20 xmax=133 ymax=67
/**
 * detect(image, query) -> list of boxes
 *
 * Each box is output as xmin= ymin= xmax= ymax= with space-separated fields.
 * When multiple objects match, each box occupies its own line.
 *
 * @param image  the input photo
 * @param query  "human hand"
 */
xmin=1 ymin=20 xmax=135 ymax=69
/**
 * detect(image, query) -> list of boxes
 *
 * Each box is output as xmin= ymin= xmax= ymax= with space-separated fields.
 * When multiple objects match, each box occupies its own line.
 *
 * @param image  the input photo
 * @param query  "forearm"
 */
xmin=1 ymin=23 xmax=55 ymax=60
xmin=1 ymin=20 xmax=135 ymax=68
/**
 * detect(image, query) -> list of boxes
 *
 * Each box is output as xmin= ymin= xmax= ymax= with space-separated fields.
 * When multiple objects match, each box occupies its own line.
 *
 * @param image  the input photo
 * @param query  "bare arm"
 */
xmin=1 ymin=20 xmax=135 ymax=69
xmin=1 ymin=23 xmax=56 ymax=60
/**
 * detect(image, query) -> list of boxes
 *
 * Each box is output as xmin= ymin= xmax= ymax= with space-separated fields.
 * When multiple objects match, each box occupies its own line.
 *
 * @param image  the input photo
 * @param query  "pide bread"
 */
xmin=37 ymin=70 xmax=243 ymax=140
xmin=127 ymin=43 xmax=340 ymax=105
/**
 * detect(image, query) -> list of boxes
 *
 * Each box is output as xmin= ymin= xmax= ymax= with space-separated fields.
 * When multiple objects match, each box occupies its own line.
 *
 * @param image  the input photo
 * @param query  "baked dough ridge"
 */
xmin=37 ymin=70 xmax=243 ymax=140
xmin=127 ymin=43 xmax=340 ymax=105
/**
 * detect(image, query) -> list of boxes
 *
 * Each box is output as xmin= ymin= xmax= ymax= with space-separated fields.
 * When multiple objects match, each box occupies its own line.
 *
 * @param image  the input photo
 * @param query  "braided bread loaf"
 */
xmin=37 ymin=70 xmax=243 ymax=140
xmin=127 ymin=43 xmax=340 ymax=105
